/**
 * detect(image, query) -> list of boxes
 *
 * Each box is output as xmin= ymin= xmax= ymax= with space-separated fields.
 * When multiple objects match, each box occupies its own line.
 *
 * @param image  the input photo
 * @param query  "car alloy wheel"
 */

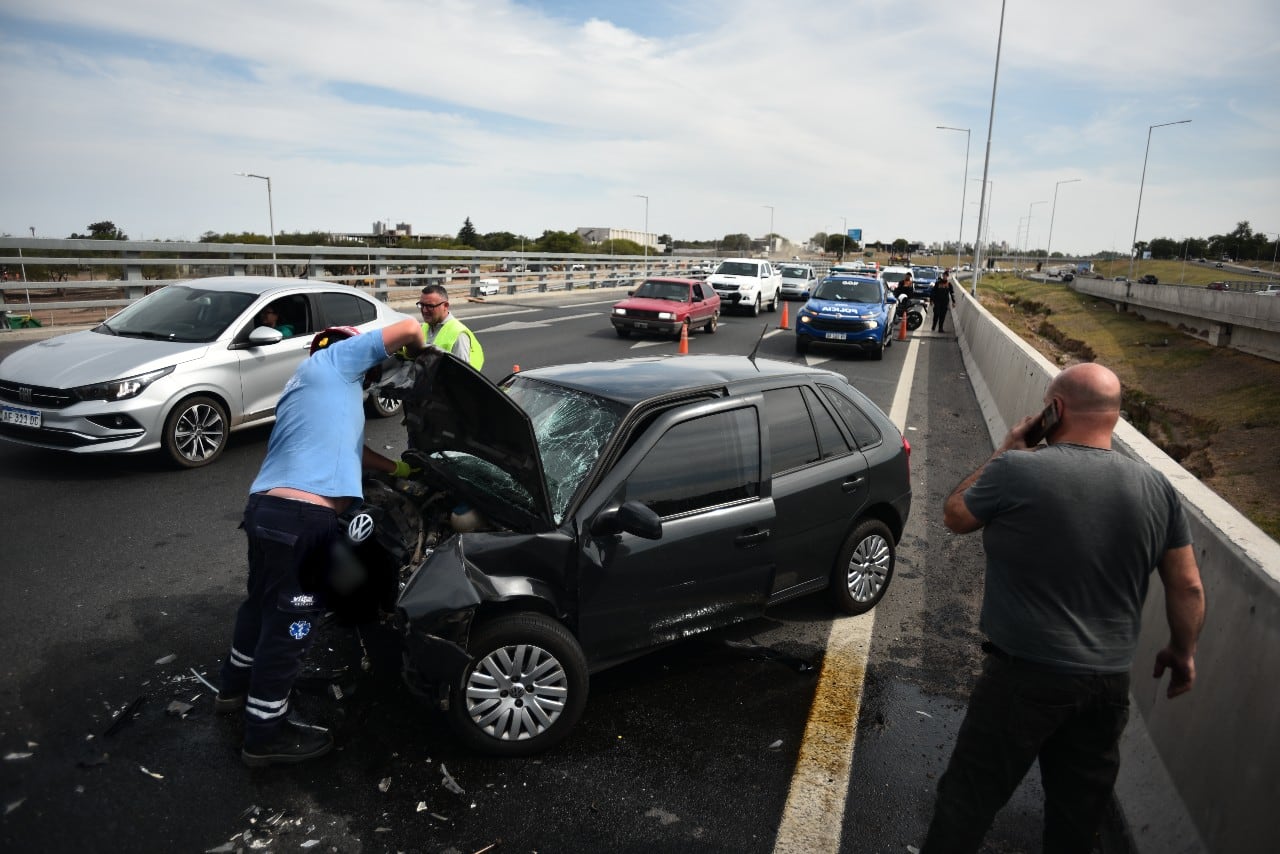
xmin=829 ymin=518 xmax=895 ymax=615
xmin=749 ymin=294 xmax=761 ymax=317
xmin=705 ymin=312 xmax=718 ymax=334
xmin=365 ymin=393 xmax=402 ymax=419
xmin=163 ymin=394 xmax=228 ymax=468
xmin=448 ymin=613 xmax=588 ymax=756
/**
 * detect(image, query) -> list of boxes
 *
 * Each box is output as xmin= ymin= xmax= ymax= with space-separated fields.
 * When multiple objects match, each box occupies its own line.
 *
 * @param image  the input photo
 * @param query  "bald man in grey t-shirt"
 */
xmin=921 ymin=362 xmax=1205 ymax=854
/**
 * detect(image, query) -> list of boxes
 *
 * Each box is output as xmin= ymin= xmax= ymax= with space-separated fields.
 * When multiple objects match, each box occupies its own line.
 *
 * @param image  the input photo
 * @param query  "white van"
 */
xmin=706 ymin=258 xmax=782 ymax=315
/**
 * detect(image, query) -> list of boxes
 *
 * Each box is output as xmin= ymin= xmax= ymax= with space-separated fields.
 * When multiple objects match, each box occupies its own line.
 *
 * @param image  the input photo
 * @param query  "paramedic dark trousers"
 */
xmin=921 ymin=648 xmax=1130 ymax=854
xmin=219 ymin=493 xmax=336 ymax=746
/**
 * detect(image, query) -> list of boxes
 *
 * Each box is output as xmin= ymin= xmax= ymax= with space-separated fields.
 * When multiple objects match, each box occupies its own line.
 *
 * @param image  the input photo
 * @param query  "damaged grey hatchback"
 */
xmin=343 ymin=351 xmax=912 ymax=755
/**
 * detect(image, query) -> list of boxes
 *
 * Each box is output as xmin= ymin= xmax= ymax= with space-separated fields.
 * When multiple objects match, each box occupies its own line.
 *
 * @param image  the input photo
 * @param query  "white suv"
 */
xmin=706 ymin=258 xmax=782 ymax=315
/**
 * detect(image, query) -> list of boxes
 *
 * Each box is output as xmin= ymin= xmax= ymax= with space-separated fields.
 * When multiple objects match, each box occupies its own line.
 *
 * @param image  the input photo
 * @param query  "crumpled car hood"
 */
xmin=375 ymin=349 xmax=555 ymax=530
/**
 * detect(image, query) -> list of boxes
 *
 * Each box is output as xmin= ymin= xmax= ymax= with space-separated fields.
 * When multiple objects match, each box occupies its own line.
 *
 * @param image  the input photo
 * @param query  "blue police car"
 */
xmin=795 ymin=275 xmax=897 ymax=359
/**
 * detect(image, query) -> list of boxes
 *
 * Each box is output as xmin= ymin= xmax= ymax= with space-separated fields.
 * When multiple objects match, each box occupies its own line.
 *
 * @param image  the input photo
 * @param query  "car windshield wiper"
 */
xmin=95 ymin=322 xmax=117 ymax=335
xmin=115 ymin=329 xmax=182 ymax=341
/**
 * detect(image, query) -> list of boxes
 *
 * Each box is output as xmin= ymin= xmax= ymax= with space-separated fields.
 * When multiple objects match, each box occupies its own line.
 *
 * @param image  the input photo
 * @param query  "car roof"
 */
xmin=518 ymin=355 xmax=841 ymax=407
xmin=169 ymin=276 xmax=351 ymax=296
xmin=637 ymin=276 xmax=700 ymax=285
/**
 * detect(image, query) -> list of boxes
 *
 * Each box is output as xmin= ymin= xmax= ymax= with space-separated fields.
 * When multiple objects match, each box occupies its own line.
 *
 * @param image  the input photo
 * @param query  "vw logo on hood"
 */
xmin=347 ymin=513 xmax=376 ymax=544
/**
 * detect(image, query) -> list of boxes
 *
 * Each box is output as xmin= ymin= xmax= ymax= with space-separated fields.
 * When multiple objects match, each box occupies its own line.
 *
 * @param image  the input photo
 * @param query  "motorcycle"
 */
xmin=894 ymin=295 xmax=928 ymax=331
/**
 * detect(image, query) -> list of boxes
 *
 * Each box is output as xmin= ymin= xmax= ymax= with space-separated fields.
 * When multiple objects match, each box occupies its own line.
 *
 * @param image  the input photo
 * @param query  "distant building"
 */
xmin=577 ymin=227 xmax=656 ymax=249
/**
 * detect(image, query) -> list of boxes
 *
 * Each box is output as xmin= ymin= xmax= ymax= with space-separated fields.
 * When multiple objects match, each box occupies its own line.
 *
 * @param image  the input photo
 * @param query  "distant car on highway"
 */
xmin=476 ymin=279 xmax=501 ymax=296
xmin=1206 ymin=281 xmax=1230 ymax=291
xmin=706 ymin=258 xmax=782 ymax=316
xmin=778 ymin=263 xmax=818 ymax=300
xmin=610 ymin=277 xmax=720 ymax=338
xmin=0 ymin=277 xmax=411 ymax=468
xmin=1138 ymin=274 xmax=1159 ymax=285
xmin=1258 ymin=285 xmax=1280 ymax=297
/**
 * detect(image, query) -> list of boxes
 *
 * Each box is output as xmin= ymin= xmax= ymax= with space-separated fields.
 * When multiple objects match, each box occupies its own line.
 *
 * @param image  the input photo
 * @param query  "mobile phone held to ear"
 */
xmin=1024 ymin=401 xmax=1060 ymax=445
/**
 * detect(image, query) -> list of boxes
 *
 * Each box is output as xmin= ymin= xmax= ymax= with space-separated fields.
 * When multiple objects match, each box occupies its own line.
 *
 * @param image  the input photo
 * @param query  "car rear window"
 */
xmin=817 ymin=384 xmax=883 ymax=450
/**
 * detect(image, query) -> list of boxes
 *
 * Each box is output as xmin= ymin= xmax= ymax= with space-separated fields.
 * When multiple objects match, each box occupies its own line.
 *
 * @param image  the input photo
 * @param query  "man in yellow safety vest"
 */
xmin=414 ymin=284 xmax=484 ymax=369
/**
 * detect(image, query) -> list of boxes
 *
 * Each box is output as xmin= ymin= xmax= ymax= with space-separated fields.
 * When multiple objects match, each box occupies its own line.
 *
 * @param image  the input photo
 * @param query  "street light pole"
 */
xmin=763 ymin=205 xmax=775 ymax=257
xmin=841 ymin=216 xmax=848 ymax=261
xmin=1129 ymin=119 xmax=1191 ymax=281
xmin=1045 ymin=178 xmax=1081 ymax=264
xmin=634 ymin=194 xmax=649 ymax=273
xmin=970 ymin=0 xmax=1008 ymax=296
xmin=937 ymin=126 xmax=970 ymax=270
xmin=1024 ymin=200 xmax=1047 ymax=273
xmin=235 ymin=172 xmax=277 ymax=276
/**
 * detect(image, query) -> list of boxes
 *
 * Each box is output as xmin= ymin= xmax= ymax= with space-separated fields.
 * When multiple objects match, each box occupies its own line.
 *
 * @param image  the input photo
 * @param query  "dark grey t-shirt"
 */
xmin=963 ymin=443 xmax=1191 ymax=672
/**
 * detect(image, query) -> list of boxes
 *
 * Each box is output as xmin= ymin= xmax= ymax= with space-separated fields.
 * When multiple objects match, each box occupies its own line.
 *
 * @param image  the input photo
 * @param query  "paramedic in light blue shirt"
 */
xmin=216 ymin=317 xmax=424 ymax=768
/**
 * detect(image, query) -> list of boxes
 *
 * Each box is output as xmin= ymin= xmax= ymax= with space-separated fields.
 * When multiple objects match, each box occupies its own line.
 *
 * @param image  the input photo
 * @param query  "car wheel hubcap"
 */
xmin=846 ymin=534 xmax=890 ymax=602
xmin=174 ymin=404 xmax=224 ymax=462
xmin=465 ymin=643 xmax=568 ymax=742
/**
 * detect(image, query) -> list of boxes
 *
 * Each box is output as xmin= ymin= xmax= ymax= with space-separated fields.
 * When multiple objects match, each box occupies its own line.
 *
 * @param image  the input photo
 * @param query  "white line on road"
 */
xmin=772 ymin=334 xmax=922 ymax=854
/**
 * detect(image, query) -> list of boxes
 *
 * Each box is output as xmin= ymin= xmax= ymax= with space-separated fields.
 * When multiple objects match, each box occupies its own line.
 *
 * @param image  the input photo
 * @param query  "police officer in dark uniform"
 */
xmin=216 ymin=317 xmax=424 ymax=766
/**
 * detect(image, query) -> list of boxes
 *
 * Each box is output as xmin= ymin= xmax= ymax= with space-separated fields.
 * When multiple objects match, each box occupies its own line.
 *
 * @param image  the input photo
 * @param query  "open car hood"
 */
xmin=376 ymin=349 xmax=555 ymax=531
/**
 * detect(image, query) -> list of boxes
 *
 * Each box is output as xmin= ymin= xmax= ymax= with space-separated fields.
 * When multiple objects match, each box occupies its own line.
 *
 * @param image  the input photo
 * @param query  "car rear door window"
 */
xmin=803 ymin=386 xmax=852 ymax=458
xmin=625 ymin=408 xmax=760 ymax=518
xmin=763 ymin=387 xmax=821 ymax=473
xmin=818 ymin=384 xmax=883 ymax=450
xmin=317 ymin=291 xmax=378 ymax=326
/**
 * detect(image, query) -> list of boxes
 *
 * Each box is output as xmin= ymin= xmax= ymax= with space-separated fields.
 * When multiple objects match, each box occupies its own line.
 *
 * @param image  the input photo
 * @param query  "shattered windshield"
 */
xmin=100 ymin=285 xmax=256 ymax=343
xmin=503 ymin=377 xmax=629 ymax=523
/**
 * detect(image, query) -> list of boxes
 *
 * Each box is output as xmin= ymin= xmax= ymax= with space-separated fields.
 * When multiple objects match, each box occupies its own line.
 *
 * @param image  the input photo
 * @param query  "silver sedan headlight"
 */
xmin=74 ymin=366 xmax=175 ymax=402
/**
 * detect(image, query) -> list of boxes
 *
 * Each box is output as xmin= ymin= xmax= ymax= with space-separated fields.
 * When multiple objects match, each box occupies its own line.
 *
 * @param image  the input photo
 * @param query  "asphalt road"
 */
xmin=0 ymin=292 xmax=1116 ymax=853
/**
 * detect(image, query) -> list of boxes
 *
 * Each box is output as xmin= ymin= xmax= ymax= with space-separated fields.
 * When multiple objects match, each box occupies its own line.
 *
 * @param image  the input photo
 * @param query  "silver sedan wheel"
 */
xmin=164 ymin=395 xmax=227 ymax=468
xmin=464 ymin=642 xmax=569 ymax=742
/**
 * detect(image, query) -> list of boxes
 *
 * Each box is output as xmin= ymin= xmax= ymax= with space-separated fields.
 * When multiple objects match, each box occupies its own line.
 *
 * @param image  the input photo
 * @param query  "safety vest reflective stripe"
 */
xmin=423 ymin=316 xmax=485 ymax=369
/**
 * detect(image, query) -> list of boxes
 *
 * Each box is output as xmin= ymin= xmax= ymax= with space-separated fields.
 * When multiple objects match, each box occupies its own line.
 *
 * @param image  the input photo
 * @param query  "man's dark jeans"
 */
xmin=922 ymin=648 xmax=1130 ymax=854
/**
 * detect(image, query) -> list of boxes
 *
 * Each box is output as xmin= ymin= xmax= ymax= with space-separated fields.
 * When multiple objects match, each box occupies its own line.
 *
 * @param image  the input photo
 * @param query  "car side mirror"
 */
xmin=590 ymin=500 xmax=662 ymax=540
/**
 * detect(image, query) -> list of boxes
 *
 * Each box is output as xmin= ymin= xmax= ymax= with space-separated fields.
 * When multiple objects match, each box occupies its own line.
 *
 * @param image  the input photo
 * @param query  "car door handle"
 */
xmin=842 ymin=477 xmax=866 ymax=492
xmin=735 ymin=528 xmax=771 ymax=547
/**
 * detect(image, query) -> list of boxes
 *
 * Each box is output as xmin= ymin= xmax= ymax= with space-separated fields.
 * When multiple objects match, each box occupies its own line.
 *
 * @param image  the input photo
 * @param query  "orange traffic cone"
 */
xmin=779 ymin=300 xmax=790 ymax=331
xmin=897 ymin=312 xmax=908 ymax=341
xmin=677 ymin=321 xmax=689 ymax=355
xmin=512 ymin=364 xmax=521 ymax=373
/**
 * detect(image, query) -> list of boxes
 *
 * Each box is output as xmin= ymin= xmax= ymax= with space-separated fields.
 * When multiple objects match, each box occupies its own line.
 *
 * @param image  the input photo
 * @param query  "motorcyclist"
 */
xmin=893 ymin=274 xmax=916 ymax=322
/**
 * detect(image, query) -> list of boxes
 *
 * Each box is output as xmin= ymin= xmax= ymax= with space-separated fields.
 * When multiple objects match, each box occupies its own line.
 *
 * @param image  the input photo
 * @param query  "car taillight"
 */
xmin=902 ymin=435 xmax=912 ymax=476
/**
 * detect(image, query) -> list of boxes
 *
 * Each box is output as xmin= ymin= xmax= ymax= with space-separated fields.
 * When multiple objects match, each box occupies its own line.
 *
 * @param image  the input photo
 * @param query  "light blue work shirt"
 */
xmin=249 ymin=332 xmax=389 ymax=502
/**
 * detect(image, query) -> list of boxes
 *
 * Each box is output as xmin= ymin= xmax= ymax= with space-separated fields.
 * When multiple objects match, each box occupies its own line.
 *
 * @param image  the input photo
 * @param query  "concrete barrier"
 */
xmin=952 ymin=286 xmax=1280 ymax=854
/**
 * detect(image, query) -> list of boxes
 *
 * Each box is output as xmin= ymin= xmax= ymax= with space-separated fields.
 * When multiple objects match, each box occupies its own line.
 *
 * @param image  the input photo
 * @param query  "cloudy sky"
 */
xmin=2 ymin=0 xmax=1277 ymax=256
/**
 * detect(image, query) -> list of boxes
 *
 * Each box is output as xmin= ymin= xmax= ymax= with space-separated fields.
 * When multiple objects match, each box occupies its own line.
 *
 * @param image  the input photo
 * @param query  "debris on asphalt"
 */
xmin=300 ymin=841 xmax=320 ymax=849
xmin=5 ymin=799 xmax=25 ymax=816
xmin=378 ymin=777 xmax=392 ymax=793
xmin=416 ymin=801 xmax=428 ymax=812
xmin=139 ymin=766 xmax=165 ymax=780
xmin=472 ymin=842 xmax=500 ymax=854
xmin=155 ymin=653 xmax=178 ymax=665
xmin=721 ymin=638 xmax=816 ymax=673
xmin=440 ymin=763 xmax=465 ymax=796
xmin=907 ymin=846 xmax=921 ymax=853
xmin=203 ymin=844 xmax=236 ymax=854
xmin=189 ymin=668 xmax=219 ymax=693
xmin=916 ymin=710 xmax=933 ymax=718
xmin=375 ymin=827 xmax=392 ymax=833
xmin=166 ymin=700 xmax=195 ymax=718
xmin=431 ymin=813 xmax=449 ymax=822
xmin=103 ymin=695 xmax=147 ymax=737
xmin=767 ymin=739 xmax=783 ymax=749
xmin=4 ymin=751 xmax=33 ymax=760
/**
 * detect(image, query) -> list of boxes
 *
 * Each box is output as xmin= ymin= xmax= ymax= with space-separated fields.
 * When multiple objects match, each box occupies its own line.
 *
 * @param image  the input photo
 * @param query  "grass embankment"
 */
xmin=974 ymin=274 xmax=1280 ymax=541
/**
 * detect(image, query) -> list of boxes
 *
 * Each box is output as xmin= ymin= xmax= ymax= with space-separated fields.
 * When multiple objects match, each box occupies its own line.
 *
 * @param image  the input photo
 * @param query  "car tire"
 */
xmin=704 ymin=312 xmax=718 ymax=334
xmin=749 ymin=295 xmax=761 ymax=317
xmin=829 ymin=518 xmax=895 ymax=615
xmin=365 ymin=392 xmax=402 ymax=419
xmin=162 ymin=394 xmax=228 ymax=469
xmin=870 ymin=331 xmax=886 ymax=361
xmin=447 ymin=612 xmax=589 ymax=757
xmin=615 ymin=327 xmax=631 ymax=338
xmin=767 ymin=290 xmax=778 ymax=312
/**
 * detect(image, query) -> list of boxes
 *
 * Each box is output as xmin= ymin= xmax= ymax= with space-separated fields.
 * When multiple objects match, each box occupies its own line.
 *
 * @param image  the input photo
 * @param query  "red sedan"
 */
xmin=610 ymin=277 xmax=721 ymax=338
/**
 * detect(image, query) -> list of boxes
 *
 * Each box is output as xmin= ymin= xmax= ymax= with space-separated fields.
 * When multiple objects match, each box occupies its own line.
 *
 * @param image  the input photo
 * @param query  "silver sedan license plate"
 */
xmin=1 ymin=404 xmax=41 ymax=428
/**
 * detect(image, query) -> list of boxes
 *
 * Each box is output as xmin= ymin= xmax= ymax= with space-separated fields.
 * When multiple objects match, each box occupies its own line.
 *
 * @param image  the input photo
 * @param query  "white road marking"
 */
xmin=772 ymin=335 xmax=921 ymax=854
xmin=481 ymin=313 xmax=600 ymax=334
xmin=629 ymin=340 xmax=670 ymax=349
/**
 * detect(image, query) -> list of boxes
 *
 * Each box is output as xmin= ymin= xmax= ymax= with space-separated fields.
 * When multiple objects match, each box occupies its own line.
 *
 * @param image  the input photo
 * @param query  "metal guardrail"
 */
xmin=0 ymin=237 xmax=752 ymax=324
